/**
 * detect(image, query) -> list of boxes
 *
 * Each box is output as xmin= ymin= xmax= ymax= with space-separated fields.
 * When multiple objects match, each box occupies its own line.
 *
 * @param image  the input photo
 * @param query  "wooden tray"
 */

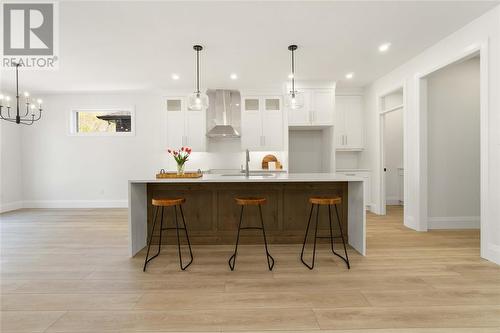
xmin=156 ymin=170 xmax=203 ymax=179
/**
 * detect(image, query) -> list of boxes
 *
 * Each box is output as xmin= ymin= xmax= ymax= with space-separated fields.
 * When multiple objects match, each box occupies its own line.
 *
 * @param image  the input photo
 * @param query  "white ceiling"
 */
xmin=1 ymin=1 xmax=498 ymax=93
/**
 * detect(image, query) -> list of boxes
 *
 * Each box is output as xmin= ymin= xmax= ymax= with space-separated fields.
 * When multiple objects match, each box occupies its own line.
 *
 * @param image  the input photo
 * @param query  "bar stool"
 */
xmin=300 ymin=196 xmax=350 ymax=270
xmin=228 ymin=197 xmax=275 ymax=271
xmin=143 ymin=197 xmax=193 ymax=272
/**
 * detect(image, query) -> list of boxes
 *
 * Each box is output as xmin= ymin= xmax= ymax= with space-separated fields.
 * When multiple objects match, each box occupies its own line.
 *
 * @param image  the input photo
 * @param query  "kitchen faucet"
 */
xmin=245 ymin=149 xmax=250 ymax=177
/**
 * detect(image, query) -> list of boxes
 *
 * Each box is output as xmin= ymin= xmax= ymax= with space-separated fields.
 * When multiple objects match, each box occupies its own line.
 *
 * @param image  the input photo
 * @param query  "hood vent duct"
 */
xmin=206 ymin=89 xmax=241 ymax=138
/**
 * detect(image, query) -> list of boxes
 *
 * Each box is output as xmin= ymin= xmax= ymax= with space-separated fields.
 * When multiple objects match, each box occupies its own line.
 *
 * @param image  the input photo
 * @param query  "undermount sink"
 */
xmin=220 ymin=173 xmax=275 ymax=177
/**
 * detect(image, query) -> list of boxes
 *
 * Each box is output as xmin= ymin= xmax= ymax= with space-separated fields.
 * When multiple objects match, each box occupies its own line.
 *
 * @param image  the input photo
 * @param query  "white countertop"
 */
xmin=130 ymin=173 xmax=363 ymax=184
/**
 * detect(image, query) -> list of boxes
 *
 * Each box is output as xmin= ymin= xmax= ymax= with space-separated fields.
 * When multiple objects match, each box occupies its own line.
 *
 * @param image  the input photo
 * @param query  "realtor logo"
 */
xmin=2 ymin=2 xmax=58 ymax=69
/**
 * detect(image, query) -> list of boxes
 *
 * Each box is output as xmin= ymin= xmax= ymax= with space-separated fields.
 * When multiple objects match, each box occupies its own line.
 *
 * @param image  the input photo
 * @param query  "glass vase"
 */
xmin=176 ymin=163 xmax=185 ymax=176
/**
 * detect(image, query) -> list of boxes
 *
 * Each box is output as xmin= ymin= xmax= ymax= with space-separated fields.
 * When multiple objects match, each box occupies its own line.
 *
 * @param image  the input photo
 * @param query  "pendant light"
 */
xmin=285 ymin=44 xmax=304 ymax=110
xmin=187 ymin=45 xmax=209 ymax=111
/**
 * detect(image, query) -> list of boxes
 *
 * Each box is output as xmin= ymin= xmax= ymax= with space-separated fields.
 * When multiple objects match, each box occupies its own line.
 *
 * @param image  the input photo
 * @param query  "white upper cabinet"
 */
xmin=311 ymin=89 xmax=335 ymax=125
xmin=288 ymin=88 xmax=334 ymax=126
xmin=335 ymin=95 xmax=364 ymax=151
xmin=242 ymin=96 xmax=283 ymax=151
xmin=165 ymin=97 xmax=206 ymax=151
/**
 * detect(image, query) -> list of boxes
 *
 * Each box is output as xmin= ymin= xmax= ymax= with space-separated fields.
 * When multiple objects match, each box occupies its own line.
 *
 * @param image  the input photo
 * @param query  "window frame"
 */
xmin=69 ymin=107 xmax=136 ymax=136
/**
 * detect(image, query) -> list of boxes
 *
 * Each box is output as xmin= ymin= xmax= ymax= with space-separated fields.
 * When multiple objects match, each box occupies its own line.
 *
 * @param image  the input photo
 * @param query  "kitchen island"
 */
xmin=128 ymin=173 xmax=365 ymax=257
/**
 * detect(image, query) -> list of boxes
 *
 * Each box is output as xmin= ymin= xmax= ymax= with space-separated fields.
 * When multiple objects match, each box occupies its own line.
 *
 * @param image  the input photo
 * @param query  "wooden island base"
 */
xmin=146 ymin=182 xmax=348 ymax=245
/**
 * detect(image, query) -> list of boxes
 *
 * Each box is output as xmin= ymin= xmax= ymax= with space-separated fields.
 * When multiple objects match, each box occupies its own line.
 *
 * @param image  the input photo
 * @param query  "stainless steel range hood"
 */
xmin=206 ymin=89 xmax=241 ymax=138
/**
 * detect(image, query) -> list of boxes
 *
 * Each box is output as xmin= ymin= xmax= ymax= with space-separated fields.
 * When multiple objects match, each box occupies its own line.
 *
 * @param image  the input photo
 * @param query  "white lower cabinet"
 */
xmin=337 ymin=171 xmax=372 ymax=209
xmin=165 ymin=97 xmax=206 ymax=151
xmin=241 ymin=96 xmax=283 ymax=151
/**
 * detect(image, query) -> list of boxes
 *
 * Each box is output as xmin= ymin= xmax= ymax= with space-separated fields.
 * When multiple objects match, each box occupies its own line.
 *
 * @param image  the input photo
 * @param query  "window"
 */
xmin=70 ymin=108 xmax=135 ymax=135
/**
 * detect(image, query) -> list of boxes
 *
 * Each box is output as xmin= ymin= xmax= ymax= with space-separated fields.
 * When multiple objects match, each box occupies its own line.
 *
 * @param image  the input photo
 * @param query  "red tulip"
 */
xmin=181 ymin=147 xmax=184 ymax=152
xmin=173 ymin=151 xmax=178 ymax=155
xmin=167 ymin=149 xmax=172 ymax=153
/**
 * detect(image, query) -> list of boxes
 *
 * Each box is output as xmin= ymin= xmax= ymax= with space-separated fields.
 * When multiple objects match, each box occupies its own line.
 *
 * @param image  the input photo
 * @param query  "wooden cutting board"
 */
xmin=261 ymin=154 xmax=282 ymax=169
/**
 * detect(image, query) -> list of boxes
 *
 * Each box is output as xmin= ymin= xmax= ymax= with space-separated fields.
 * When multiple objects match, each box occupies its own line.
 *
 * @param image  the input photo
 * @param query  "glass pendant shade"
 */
xmin=187 ymin=92 xmax=209 ymax=111
xmin=188 ymin=45 xmax=209 ymax=111
xmin=285 ymin=91 xmax=304 ymax=110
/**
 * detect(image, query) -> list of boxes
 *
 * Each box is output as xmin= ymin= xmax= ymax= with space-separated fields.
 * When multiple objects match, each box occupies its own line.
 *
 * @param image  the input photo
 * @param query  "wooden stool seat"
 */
xmin=235 ymin=197 xmax=267 ymax=206
xmin=309 ymin=196 xmax=342 ymax=205
xmin=152 ymin=198 xmax=186 ymax=207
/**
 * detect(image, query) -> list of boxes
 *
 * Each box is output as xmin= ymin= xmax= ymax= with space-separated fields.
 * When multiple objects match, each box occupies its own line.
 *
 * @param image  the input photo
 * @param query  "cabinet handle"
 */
xmin=345 ymin=135 xmax=348 ymax=145
xmin=262 ymin=136 xmax=266 ymax=146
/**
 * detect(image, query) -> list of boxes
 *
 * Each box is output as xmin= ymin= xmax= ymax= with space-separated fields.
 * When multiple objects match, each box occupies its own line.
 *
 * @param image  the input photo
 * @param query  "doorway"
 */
xmin=421 ymin=54 xmax=481 ymax=231
xmin=379 ymin=87 xmax=405 ymax=216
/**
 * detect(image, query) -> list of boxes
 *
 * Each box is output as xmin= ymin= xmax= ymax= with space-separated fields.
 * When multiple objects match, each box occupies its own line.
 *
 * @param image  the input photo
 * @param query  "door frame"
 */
xmin=377 ymin=83 xmax=406 ymax=216
xmin=414 ymin=42 xmax=488 ymax=256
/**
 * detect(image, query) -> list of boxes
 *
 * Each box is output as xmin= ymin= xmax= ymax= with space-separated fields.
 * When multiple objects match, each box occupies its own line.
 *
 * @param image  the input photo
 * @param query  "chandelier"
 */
xmin=0 ymin=63 xmax=43 ymax=125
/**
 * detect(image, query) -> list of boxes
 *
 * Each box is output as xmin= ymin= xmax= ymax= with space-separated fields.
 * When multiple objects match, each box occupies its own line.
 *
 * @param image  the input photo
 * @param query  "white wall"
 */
xmin=336 ymin=151 xmax=361 ymax=170
xmin=361 ymin=6 xmax=500 ymax=264
xmin=0 ymin=121 xmax=23 ymax=212
xmin=427 ymin=56 xmax=480 ymax=227
xmin=14 ymin=92 xmax=286 ymax=207
xmin=383 ymin=107 xmax=403 ymax=204
xmin=289 ymin=130 xmax=324 ymax=173
xmin=20 ymin=93 xmax=163 ymax=207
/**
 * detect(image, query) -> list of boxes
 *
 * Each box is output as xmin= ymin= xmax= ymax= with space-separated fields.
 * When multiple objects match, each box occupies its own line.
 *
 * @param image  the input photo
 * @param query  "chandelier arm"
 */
xmin=23 ymin=103 xmax=30 ymax=117
xmin=0 ymin=107 xmax=11 ymax=120
xmin=1 ymin=117 xmax=18 ymax=123
xmin=32 ymin=110 xmax=42 ymax=121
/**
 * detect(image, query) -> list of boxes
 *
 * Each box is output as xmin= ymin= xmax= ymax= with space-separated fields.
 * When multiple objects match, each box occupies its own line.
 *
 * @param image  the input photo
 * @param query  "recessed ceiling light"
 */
xmin=171 ymin=73 xmax=180 ymax=80
xmin=345 ymin=72 xmax=354 ymax=79
xmin=378 ymin=42 xmax=391 ymax=53
xmin=230 ymin=73 xmax=238 ymax=80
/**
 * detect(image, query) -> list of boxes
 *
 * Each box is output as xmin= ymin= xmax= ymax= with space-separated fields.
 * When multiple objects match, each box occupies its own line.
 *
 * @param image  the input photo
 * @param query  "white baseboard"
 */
xmin=485 ymin=243 xmax=500 ymax=265
xmin=386 ymin=197 xmax=403 ymax=205
xmin=428 ymin=216 xmax=480 ymax=229
xmin=0 ymin=201 xmax=24 ymax=213
xmin=22 ymin=200 xmax=128 ymax=209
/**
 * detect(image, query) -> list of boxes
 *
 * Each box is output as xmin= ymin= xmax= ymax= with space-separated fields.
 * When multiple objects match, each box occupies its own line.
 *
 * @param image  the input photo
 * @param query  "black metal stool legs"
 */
xmin=332 ymin=204 xmax=350 ymax=269
xmin=259 ymin=205 xmax=275 ymax=271
xmin=300 ymin=204 xmax=320 ymax=269
xmin=300 ymin=203 xmax=350 ymax=270
xmin=143 ymin=204 xmax=193 ymax=272
xmin=143 ymin=206 xmax=164 ymax=272
xmin=175 ymin=205 xmax=193 ymax=270
xmin=228 ymin=206 xmax=244 ymax=271
xmin=228 ymin=205 xmax=275 ymax=271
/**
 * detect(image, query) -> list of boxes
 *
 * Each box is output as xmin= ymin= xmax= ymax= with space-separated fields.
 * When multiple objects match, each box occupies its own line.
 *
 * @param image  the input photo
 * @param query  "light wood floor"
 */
xmin=1 ymin=205 xmax=499 ymax=332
